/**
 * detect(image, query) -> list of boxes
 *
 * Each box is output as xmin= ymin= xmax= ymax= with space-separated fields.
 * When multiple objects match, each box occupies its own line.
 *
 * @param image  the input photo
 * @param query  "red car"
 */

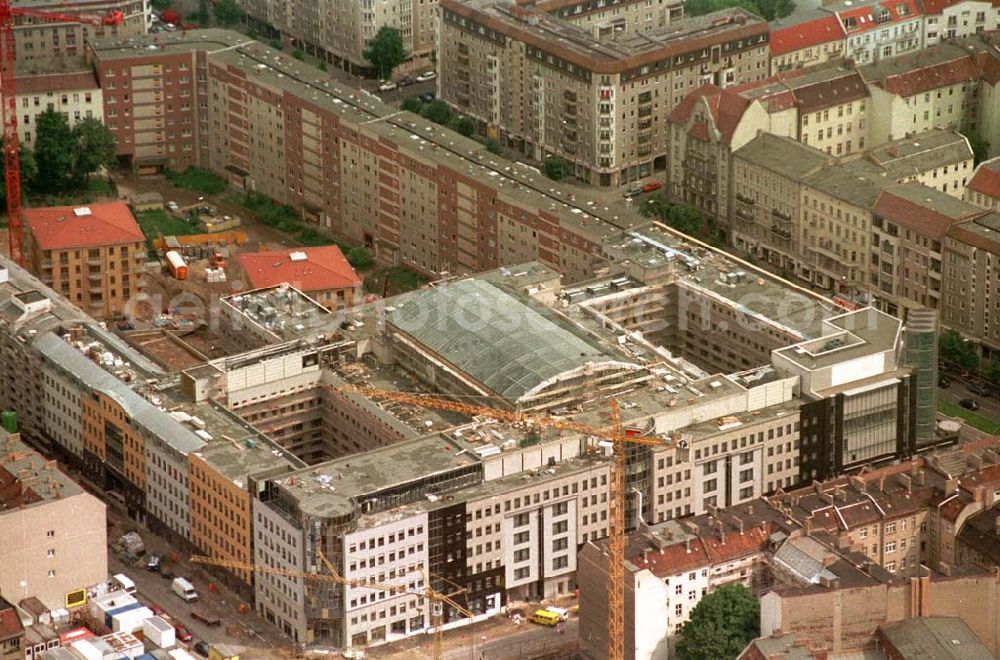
xmin=174 ymin=624 xmax=192 ymax=642
xmin=150 ymin=604 xmax=164 ymax=617
xmin=641 ymin=180 xmax=663 ymax=193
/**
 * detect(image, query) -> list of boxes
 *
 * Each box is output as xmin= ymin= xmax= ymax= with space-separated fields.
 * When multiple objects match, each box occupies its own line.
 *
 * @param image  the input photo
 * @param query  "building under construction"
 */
xmin=0 ymin=220 xmax=951 ymax=651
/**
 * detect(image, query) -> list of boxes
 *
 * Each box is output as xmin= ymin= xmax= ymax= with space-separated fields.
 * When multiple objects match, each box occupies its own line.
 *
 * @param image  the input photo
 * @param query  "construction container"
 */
xmin=103 ymin=602 xmax=142 ymax=629
xmin=70 ymin=639 xmax=103 ymax=660
xmin=111 ymin=606 xmax=152 ymax=635
xmin=143 ymin=616 xmax=175 ymax=649
xmin=1 ymin=410 xmax=15 ymax=433
xmin=166 ymin=251 xmax=188 ymax=280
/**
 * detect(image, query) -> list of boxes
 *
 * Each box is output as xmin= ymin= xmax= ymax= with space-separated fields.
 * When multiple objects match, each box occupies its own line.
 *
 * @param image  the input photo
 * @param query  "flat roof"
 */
xmin=879 ymin=617 xmax=994 ymax=660
xmin=866 ymin=129 xmax=972 ymax=180
xmin=0 ymin=432 xmax=84 ymax=505
xmin=734 ymin=133 xmax=833 ymax=180
xmin=774 ymin=308 xmax=902 ymax=371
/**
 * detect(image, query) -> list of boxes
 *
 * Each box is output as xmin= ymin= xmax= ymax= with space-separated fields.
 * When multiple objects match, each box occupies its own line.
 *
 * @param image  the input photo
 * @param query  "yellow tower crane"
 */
xmin=191 ymin=550 xmax=474 ymax=659
xmin=334 ymin=384 xmax=673 ymax=660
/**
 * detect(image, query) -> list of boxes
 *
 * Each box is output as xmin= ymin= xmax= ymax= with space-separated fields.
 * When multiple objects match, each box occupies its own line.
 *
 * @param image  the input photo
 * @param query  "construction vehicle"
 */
xmin=0 ymin=2 xmax=124 ymax=265
xmin=191 ymin=551 xmax=475 ymax=659
xmin=335 ymin=385 xmax=672 ymax=660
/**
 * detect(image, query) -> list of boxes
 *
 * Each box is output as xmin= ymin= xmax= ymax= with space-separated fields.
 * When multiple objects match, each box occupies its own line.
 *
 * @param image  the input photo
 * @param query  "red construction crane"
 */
xmin=0 ymin=2 xmax=123 ymax=264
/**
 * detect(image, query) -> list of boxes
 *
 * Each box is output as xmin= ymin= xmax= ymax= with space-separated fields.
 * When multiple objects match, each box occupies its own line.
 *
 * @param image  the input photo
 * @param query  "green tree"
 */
xmin=967 ymin=132 xmax=991 ymax=165
xmin=292 ymin=48 xmax=305 ymax=61
xmin=449 ymin=116 xmax=475 ymax=137
xmin=70 ymin=118 xmax=117 ymax=184
xmin=676 ymin=584 xmax=759 ymax=660
xmin=987 ymin=360 xmax=1000 ymax=386
xmin=346 ymin=246 xmax=374 ymax=270
xmin=196 ymin=0 xmax=209 ymax=25
xmin=213 ymin=0 xmax=244 ymax=25
xmin=401 ymin=97 xmax=423 ymax=113
xmin=940 ymin=328 xmax=979 ymax=370
xmin=269 ymin=38 xmax=282 ymax=51
xmin=485 ymin=139 xmax=502 ymax=155
xmin=363 ymin=27 xmax=406 ymax=81
xmin=151 ymin=0 xmax=170 ymax=10
xmin=420 ymin=100 xmax=452 ymax=125
xmin=319 ymin=61 xmax=328 ymax=73
xmin=32 ymin=109 xmax=74 ymax=193
xmin=543 ymin=156 xmax=571 ymax=181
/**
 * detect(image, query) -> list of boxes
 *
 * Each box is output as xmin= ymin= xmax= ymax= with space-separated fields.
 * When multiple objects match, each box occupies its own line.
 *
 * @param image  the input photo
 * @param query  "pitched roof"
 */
xmin=237 ymin=245 xmax=362 ymax=293
xmin=0 ymin=599 xmax=22 ymax=642
xmin=837 ymin=0 xmax=922 ymax=35
xmin=770 ymin=16 xmax=846 ymax=56
xmin=879 ymin=617 xmax=994 ymax=660
xmin=25 ymin=202 xmax=144 ymax=251
xmin=967 ymin=157 xmax=1000 ymax=200
xmin=668 ymin=84 xmax=751 ymax=145
xmin=875 ymin=55 xmax=980 ymax=97
xmin=790 ymin=70 xmax=869 ymax=113
xmin=15 ymin=70 xmax=98 ymax=95
xmin=873 ymin=183 xmax=984 ymax=239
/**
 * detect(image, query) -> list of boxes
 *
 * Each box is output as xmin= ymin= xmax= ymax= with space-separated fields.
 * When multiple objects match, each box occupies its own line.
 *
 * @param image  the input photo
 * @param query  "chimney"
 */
xmin=849 ymin=476 xmax=867 ymax=493
xmin=945 ymin=478 xmax=959 ymax=494
xmin=804 ymin=518 xmax=813 ymax=536
xmin=642 ymin=548 xmax=650 ymax=564
xmin=818 ymin=490 xmax=834 ymax=504
xmin=916 ymin=469 xmax=926 ymax=486
xmin=733 ymin=516 xmax=745 ymax=535
xmin=685 ymin=536 xmax=692 ymax=553
xmin=899 ymin=473 xmax=912 ymax=495
xmin=715 ymin=519 xmax=726 ymax=545
xmin=968 ymin=454 xmax=984 ymax=470
xmin=994 ymin=516 xmax=1000 ymax=537
xmin=910 ymin=461 xmax=920 ymax=477
xmin=879 ymin=476 xmax=887 ymax=493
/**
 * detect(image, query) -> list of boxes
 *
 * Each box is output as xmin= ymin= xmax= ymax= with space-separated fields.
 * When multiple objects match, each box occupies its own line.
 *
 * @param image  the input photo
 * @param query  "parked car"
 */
xmin=419 ymin=92 xmax=436 ymax=102
xmin=960 ymin=398 xmax=980 ymax=411
xmin=415 ymin=70 xmax=437 ymax=82
xmin=193 ymin=641 xmax=210 ymax=657
xmin=938 ymin=375 xmax=951 ymax=388
xmin=623 ymin=188 xmax=642 ymax=199
xmin=377 ymin=80 xmax=397 ymax=92
xmin=641 ymin=180 xmax=663 ymax=193
xmin=149 ymin=604 xmax=164 ymax=617
xmin=967 ymin=383 xmax=991 ymax=397
xmin=160 ymin=566 xmax=174 ymax=580
xmin=398 ymin=75 xmax=417 ymax=87
xmin=174 ymin=624 xmax=192 ymax=643
xmin=166 ymin=200 xmax=179 ymax=211
xmin=146 ymin=554 xmax=161 ymax=571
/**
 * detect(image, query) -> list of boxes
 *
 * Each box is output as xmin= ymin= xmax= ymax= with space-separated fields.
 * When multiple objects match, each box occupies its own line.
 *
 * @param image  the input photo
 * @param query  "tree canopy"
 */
xmin=363 ymin=27 xmax=406 ymax=81
xmin=71 ymin=117 xmax=117 ymax=183
xmin=543 ymin=156 xmax=571 ymax=181
xmin=32 ymin=109 xmax=75 ymax=193
xmin=939 ymin=328 xmax=979 ymax=370
xmin=676 ymin=584 xmax=760 ymax=660
xmin=420 ymin=100 xmax=452 ymax=125
xmin=966 ymin=131 xmax=991 ymax=165
xmin=213 ymin=0 xmax=244 ymax=25
xmin=0 ymin=142 xmax=36 ymax=206
xmin=638 ymin=195 xmax=719 ymax=245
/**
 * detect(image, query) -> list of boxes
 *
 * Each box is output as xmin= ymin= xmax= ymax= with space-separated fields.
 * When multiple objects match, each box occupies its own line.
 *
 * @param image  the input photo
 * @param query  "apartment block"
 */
xmin=239 ymin=0 xmax=438 ymax=75
xmin=15 ymin=66 xmax=103 ymax=147
xmin=12 ymin=0 xmax=146 ymax=65
xmin=24 ymin=202 xmax=147 ymax=320
xmin=839 ymin=0 xmax=923 ymax=65
xmin=0 ymin=430 xmax=107 ymax=612
xmin=941 ymin=212 xmax=1000 ymax=352
xmin=769 ymin=16 xmax=846 ymax=74
xmin=923 ymin=0 xmax=1000 ymax=46
xmin=438 ymin=0 xmax=769 ymax=187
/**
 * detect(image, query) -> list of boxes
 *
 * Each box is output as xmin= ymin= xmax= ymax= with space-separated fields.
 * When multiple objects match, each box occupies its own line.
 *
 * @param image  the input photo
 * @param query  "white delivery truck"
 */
xmin=171 ymin=577 xmax=198 ymax=602
xmin=111 ymin=574 xmax=136 ymax=595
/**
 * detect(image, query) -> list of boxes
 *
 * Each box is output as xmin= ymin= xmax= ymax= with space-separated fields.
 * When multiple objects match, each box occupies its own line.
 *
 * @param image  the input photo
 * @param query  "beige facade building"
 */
xmin=965 ymin=156 xmax=1000 ymax=209
xmin=923 ymin=0 xmax=1000 ymax=46
xmin=12 ymin=0 xmax=146 ymax=65
xmin=438 ymin=0 xmax=770 ymax=186
xmin=0 ymin=431 xmax=107 ymax=612
xmin=15 ymin=66 xmax=103 ymax=146
xmin=239 ymin=0 xmax=438 ymax=75
xmin=942 ymin=211 xmax=1000 ymax=351
xmin=535 ymin=0 xmax=684 ymax=38
xmin=24 ymin=202 xmax=147 ymax=320
xmin=769 ymin=16 xmax=845 ymax=75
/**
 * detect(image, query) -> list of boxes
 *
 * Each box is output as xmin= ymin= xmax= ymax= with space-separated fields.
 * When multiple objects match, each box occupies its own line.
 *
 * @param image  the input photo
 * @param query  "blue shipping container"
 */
xmin=104 ymin=601 xmax=143 ymax=629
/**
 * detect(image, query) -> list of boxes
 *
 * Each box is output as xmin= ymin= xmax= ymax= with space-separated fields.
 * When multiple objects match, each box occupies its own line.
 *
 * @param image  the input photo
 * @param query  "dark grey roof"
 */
xmin=879 ymin=617 xmax=994 ymax=660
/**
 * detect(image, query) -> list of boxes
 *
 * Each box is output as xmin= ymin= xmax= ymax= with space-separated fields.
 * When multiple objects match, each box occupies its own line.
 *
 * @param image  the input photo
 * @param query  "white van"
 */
xmin=545 ymin=606 xmax=570 ymax=621
xmin=172 ymin=577 xmax=198 ymax=602
xmin=111 ymin=574 xmax=136 ymax=595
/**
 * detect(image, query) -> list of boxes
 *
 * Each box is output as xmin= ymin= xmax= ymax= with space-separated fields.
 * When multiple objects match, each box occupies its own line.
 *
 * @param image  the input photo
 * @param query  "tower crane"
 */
xmin=335 ymin=384 xmax=673 ymax=660
xmin=0 ymin=1 xmax=124 ymax=264
xmin=191 ymin=550 xmax=475 ymax=659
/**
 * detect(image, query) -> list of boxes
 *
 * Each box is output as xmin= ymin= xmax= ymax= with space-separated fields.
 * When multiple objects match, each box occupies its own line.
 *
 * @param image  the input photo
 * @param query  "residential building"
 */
xmin=941 ymin=211 xmax=1000 ymax=352
xmin=769 ymin=16 xmax=846 ymax=74
xmin=864 ymin=129 xmax=974 ymax=197
xmin=738 ymin=632 xmax=829 ymax=660
xmin=0 ymin=430 xmax=107 ymax=612
xmin=837 ymin=0 xmax=923 ymax=65
xmin=0 ymin=599 xmax=21 ymax=660
xmin=236 ymin=246 xmax=363 ymax=312
xmin=11 ymin=0 xmax=147 ymax=65
xmin=15 ymin=65 xmax=103 ymax=146
xmin=535 ymin=0 xmax=685 ymax=38
xmin=731 ymin=133 xmax=834 ymax=272
xmin=922 ymin=0 xmax=1000 ymax=46
xmin=23 ymin=202 xmax=147 ymax=319
xmin=438 ymin=0 xmax=770 ymax=186
xmin=965 ymin=156 xmax=1000 ymax=210
xmin=239 ymin=0 xmax=439 ymax=76
xmin=869 ymin=183 xmax=985 ymax=317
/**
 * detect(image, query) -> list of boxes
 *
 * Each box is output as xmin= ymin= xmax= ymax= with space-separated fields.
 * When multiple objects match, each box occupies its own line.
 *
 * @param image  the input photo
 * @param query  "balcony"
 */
xmin=638 ymin=106 xmax=653 ymax=118
xmin=87 ymin=257 xmax=102 ymax=266
xmin=771 ymin=226 xmax=793 ymax=239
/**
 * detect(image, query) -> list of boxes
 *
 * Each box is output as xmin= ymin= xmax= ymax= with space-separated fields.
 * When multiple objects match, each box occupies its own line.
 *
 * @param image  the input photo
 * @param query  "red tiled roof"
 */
xmin=872 ymin=189 xmax=980 ymax=239
xmin=878 ymin=55 xmax=980 ymax=97
xmin=838 ymin=0 xmax=921 ymax=34
xmin=978 ymin=51 xmax=1000 ymax=84
xmin=630 ymin=525 xmax=771 ymax=578
xmin=25 ymin=201 xmax=144 ymax=251
xmin=237 ymin=245 xmax=362 ymax=293
xmin=967 ymin=159 xmax=1000 ymax=199
xmin=770 ymin=16 xmax=846 ymax=56
xmin=0 ymin=602 xmax=22 ymax=642
xmin=668 ymin=84 xmax=751 ymax=145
